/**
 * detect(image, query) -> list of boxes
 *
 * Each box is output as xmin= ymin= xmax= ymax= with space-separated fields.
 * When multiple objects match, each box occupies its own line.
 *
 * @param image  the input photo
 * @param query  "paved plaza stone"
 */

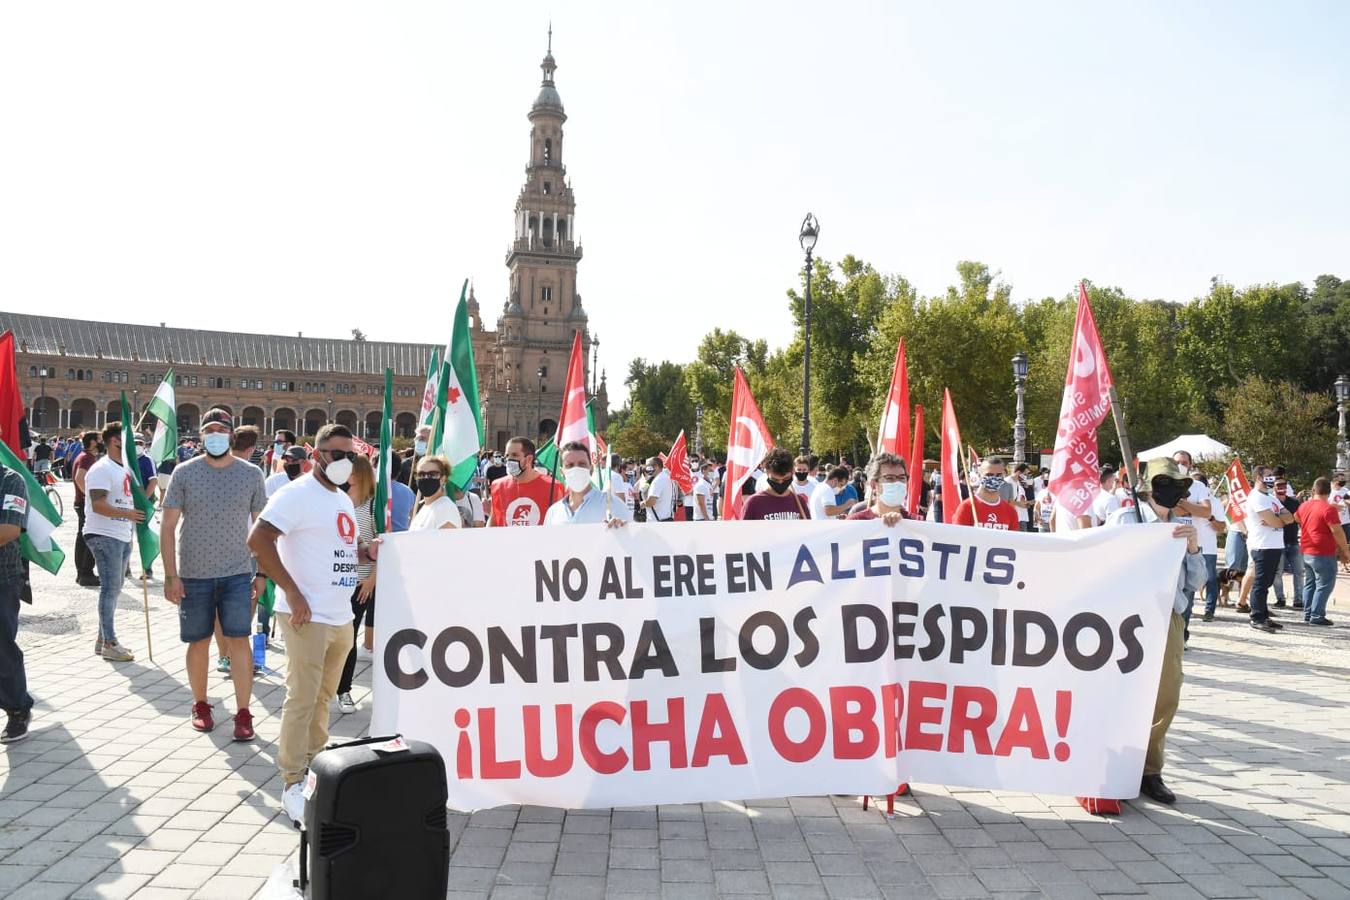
xmin=3 ymin=483 xmax=1349 ymax=899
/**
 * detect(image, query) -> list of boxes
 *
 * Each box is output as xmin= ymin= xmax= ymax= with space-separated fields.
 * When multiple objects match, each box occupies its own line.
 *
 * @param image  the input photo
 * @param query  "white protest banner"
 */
xmin=372 ymin=519 xmax=1184 ymax=811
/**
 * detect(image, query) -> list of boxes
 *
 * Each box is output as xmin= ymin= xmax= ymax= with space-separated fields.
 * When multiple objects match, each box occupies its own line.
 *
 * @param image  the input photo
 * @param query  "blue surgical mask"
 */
xmin=880 ymin=482 xmax=907 ymax=507
xmin=414 ymin=439 xmax=428 ymax=455
xmin=203 ymin=433 xmax=231 ymax=458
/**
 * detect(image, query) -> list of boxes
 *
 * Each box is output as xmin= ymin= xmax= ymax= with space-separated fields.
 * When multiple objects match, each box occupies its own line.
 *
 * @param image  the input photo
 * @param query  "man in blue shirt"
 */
xmin=389 ymin=475 xmax=414 ymax=533
xmin=545 ymin=442 xmax=629 ymax=526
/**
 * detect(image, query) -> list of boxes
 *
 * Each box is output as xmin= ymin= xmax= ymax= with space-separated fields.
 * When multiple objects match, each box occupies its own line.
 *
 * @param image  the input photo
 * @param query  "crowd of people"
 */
xmin=2 ymin=412 xmax=1345 ymax=821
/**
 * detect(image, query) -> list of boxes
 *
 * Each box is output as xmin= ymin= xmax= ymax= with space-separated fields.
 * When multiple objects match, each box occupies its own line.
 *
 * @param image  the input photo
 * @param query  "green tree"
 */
xmin=684 ymin=329 xmax=768 ymax=457
xmin=1221 ymin=376 xmax=1334 ymax=483
xmin=622 ymin=358 xmax=694 ymax=446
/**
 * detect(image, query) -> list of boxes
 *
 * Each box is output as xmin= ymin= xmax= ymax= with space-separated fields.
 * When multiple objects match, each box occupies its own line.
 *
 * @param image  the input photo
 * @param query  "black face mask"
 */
xmin=416 ymin=476 xmax=443 ymax=497
xmin=283 ymin=462 xmax=303 ymax=479
xmin=767 ymin=476 xmax=793 ymax=494
xmin=1150 ymin=481 xmax=1188 ymax=509
xmin=794 ymin=471 xmax=808 ymax=482
xmin=337 ymin=483 xmax=350 ymax=494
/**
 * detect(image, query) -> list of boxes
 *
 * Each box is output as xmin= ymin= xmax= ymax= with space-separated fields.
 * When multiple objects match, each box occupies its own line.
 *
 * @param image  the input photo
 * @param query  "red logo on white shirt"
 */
xmin=336 ymin=511 xmax=356 ymax=545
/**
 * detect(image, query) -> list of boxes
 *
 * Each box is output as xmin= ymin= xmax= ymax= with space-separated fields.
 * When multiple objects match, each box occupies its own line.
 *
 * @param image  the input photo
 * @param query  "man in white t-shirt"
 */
xmin=1331 ymin=474 xmax=1350 ymax=526
xmin=809 ymin=466 xmax=854 ymax=521
xmin=642 ymin=456 xmax=675 ymax=522
xmin=693 ymin=461 xmax=716 ymax=521
xmin=248 ymin=424 xmax=377 ymax=826
xmin=1090 ymin=467 xmax=1123 ymax=526
xmin=84 ymin=422 xmax=146 ymax=662
xmin=1242 ymin=465 xmax=1295 ymax=632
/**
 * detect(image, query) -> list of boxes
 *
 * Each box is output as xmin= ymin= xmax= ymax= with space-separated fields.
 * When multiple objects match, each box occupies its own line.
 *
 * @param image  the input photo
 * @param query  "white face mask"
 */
xmin=564 ymin=466 xmax=592 ymax=493
xmin=880 ymin=481 xmax=907 ymax=506
xmin=506 ymin=459 xmax=524 ymax=478
xmin=323 ymin=456 xmax=353 ymax=486
xmin=203 ymin=432 xmax=231 ymax=458
xmin=414 ymin=439 xmax=428 ymax=455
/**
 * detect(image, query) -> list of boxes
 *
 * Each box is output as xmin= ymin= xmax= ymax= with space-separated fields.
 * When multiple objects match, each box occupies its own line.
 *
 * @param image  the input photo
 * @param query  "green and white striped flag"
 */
xmin=430 ymin=280 xmax=483 ymax=491
xmin=0 ymin=438 xmax=64 ymax=575
xmin=144 ymin=370 xmax=176 ymax=465
xmin=119 ymin=393 xmax=160 ymax=571
xmin=373 ymin=368 xmax=394 ymax=535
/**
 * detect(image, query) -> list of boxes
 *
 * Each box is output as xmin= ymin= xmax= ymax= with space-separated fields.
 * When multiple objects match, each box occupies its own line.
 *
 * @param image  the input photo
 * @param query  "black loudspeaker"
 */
xmin=303 ymin=735 xmax=449 ymax=900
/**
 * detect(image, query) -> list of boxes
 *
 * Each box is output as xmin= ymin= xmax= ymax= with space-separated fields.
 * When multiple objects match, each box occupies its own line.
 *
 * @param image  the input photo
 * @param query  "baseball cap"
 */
xmin=282 ymin=446 xmax=307 ymax=461
xmin=200 ymin=408 xmax=234 ymax=431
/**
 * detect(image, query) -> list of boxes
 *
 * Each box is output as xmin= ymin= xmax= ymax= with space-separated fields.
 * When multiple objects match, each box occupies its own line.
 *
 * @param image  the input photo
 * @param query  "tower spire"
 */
xmin=548 ymin=21 xmax=552 ymax=56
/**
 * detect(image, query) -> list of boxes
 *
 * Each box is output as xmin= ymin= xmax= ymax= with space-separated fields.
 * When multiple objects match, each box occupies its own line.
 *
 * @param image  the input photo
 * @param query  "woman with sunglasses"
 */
xmin=410 ymin=456 xmax=462 ymax=531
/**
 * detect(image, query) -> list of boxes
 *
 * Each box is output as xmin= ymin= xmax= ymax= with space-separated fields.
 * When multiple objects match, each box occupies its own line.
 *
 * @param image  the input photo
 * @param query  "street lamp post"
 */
xmin=133 ymin=389 xmax=140 ymax=432
xmin=536 ymin=366 xmax=546 ymax=441
xmin=1012 ymin=352 xmax=1029 ymax=465
xmin=504 ymin=382 xmax=513 ymax=448
xmin=327 ymin=398 xmax=334 ymax=427
xmin=694 ymin=403 xmax=703 ymax=457
xmin=1335 ymin=375 xmax=1349 ymax=471
xmin=798 ymin=213 xmax=819 ymax=456
xmin=36 ymin=367 xmax=49 ymax=429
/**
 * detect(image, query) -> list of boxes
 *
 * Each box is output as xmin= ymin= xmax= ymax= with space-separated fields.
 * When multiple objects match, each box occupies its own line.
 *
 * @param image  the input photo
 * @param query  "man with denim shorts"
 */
xmin=161 ymin=408 xmax=267 ymax=739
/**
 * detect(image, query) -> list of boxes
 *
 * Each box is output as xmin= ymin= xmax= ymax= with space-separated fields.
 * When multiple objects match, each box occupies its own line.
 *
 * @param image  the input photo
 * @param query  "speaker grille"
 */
xmin=318 ymin=821 xmax=359 ymax=857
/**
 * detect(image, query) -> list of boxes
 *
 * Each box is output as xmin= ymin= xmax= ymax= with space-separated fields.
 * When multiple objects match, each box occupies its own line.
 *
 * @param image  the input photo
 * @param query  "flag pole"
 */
xmin=140 ymin=573 xmax=154 ymax=663
xmin=1107 ymin=385 xmax=1144 ymax=521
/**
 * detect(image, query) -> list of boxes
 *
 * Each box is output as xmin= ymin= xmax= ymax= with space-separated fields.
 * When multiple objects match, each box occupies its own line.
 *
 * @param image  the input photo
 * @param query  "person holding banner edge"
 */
xmin=1104 ymin=457 xmax=1205 ymax=805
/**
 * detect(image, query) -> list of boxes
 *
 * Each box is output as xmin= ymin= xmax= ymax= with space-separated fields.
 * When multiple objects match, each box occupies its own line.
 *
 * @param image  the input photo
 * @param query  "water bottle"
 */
xmin=252 ymin=623 xmax=267 ymax=670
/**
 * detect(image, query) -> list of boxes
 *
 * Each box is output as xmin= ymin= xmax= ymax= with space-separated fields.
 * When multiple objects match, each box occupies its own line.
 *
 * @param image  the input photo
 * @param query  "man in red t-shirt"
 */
xmin=952 ymin=458 xmax=1019 ymax=531
xmin=740 ymin=448 xmax=811 ymax=521
xmin=71 ymin=430 xmax=103 ymax=586
xmin=488 ymin=436 xmax=562 ymax=527
xmin=1295 ymin=477 xmax=1350 ymax=625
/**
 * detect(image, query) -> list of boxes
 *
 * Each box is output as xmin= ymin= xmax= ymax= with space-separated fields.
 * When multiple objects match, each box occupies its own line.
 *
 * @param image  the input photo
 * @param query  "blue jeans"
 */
xmin=179 ymin=573 xmax=253 ymax=643
xmin=85 ymin=534 xmax=131 ymax=644
xmin=1200 ymin=553 xmax=1220 ymax=616
xmin=1249 ymin=548 xmax=1282 ymax=623
xmin=1303 ymin=553 xmax=1337 ymax=621
xmin=0 ymin=581 xmax=32 ymax=713
xmin=1273 ymin=545 xmax=1304 ymax=604
xmin=1224 ymin=531 xmax=1247 ymax=573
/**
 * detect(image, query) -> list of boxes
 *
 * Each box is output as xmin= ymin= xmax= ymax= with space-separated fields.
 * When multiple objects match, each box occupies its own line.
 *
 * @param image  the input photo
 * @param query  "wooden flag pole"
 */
xmin=140 ymin=573 xmax=154 ymax=663
xmin=1107 ymin=385 xmax=1144 ymax=522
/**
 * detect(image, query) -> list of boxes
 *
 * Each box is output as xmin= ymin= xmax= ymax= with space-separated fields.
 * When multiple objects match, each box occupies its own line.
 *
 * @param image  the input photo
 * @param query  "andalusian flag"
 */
xmin=144 ymin=370 xmax=176 ymax=465
xmin=430 ymin=280 xmax=483 ymax=491
xmin=586 ymin=399 xmax=607 ymax=490
xmin=0 ymin=438 xmax=64 ymax=574
xmin=373 ymin=368 xmax=394 ymax=535
xmin=119 ymin=393 xmax=160 ymax=570
xmin=417 ymin=348 xmax=441 ymax=433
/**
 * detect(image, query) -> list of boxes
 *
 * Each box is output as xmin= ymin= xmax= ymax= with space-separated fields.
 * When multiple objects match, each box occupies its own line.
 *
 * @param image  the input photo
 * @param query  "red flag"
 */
xmin=907 ymin=404 xmax=924 ymax=516
xmin=968 ymin=445 xmax=980 ymax=470
xmin=723 ymin=368 xmax=774 ymax=521
xmin=1048 ymin=282 xmax=1115 ymax=517
xmin=351 ymin=435 xmax=376 ymax=458
xmin=1222 ymin=458 xmax=1251 ymax=522
xmin=665 ymin=430 xmax=693 ymax=492
xmin=877 ymin=340 xmax=910 ymax=468
xmin=0 ymin=332 xmax=26 ymax=461
xmin=940 ymin=389 xmax=963 ymax=524
xmin=554 ymin=331 xmax=590 ymax=452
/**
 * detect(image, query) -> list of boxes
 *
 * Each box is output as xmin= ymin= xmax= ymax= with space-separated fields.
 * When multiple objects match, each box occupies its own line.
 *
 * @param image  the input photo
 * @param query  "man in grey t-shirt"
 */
xmin=160 ymin=408 xmax=267 ymax=740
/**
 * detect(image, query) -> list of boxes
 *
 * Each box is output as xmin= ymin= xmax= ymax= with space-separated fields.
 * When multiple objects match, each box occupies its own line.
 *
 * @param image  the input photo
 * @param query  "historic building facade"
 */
xmin=2 ymin=36 xmax=605 ymax=448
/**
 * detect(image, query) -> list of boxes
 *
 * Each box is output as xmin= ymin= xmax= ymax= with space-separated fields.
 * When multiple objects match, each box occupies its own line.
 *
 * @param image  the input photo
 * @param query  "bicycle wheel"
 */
xmin=46 ymin=486 xmax=63 ymax=519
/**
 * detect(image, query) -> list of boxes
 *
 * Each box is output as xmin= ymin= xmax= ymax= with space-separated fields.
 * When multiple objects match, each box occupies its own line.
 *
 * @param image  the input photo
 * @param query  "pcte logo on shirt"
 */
xmin=505 ymin=497 xmax=540 ymax=526
xmin=336 ymin=511 xmax=357 ymax=545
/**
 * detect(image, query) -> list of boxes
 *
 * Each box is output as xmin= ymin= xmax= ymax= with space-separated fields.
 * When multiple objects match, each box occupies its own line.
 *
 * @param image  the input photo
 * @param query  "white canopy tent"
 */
xmin=1136 ymin=434 xmax=1232 ymax=463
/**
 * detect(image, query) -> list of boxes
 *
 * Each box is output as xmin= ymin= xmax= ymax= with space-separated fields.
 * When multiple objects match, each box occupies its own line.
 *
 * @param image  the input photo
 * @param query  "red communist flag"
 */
xmin=907 ymin=404 xmax=924 ymax=516
xmin=665 ymin=430 xmax=692 ymax=492
xmin=554 ymin=331 xmax=590 ymax=451
xmin=940 ymin=389 xmax=963 ymax=524
xmin=1048 ymin=282 xmax=1115 ymax=517
xmin=876 ymin=339 xmax=911 ymax=468
xmin=0 ymin=331 xmax=26 ymax=461
xmin=724 ymin=368 xmax=774 ymax=521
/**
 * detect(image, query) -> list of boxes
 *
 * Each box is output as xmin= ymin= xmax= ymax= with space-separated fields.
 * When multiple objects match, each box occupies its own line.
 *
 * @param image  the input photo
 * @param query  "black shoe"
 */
xmin=1 ymin=710 xmax=31 ymax=743
xmin=1250 ymin=620 xmax=1279 ymax=633
xmin=1274 ymin=600 xmax=1287 ymax=608
xmin=76 ymin=574 xmax=100 ymax=587
xmin=1270 ymin=619 xmax=1283 ymax=629
xmin=1202 ymin=611 xmax=1214 ymax=622
xmin=1139 ymin=774 xmax=1175 ymax=804
xmin=1292 ymin=601 xmax=1304 ymax=610
xmin=1310 ymin=617 xmax=1334 ymax=626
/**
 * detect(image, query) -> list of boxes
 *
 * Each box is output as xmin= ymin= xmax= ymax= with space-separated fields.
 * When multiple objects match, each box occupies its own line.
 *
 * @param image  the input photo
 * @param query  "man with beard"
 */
xmin=741 ymin=448 xmax=811 ymax=521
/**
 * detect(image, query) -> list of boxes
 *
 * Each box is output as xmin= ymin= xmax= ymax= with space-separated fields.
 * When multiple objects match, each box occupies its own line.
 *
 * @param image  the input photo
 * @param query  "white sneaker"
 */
xmin=282 ymin=781 xmax=307 ymax=828
xmin=337 ymin=692 xmax=356 ymax=714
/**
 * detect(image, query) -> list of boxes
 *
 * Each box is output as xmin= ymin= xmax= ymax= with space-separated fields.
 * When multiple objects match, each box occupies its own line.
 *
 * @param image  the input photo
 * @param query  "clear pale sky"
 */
xmin=2 ymin=2 xmax=1346 ymax=405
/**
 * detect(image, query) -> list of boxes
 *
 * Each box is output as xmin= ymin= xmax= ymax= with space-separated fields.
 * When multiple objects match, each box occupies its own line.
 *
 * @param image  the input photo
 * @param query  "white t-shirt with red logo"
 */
xmin=258 ymin=472 xmax=359 ymax=626
xmin=84 ymin=456 xmax=135 ymax=542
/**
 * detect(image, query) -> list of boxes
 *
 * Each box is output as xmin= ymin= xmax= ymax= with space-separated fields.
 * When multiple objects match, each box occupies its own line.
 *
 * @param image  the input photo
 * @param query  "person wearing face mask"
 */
xmin=545 ymin=442 xmax=629 ymax=526
xmin=1329 ymin=473 xmax=1350 ymax=527
xmin=248 ymin=424 xmax=380 ymax=827
xmin=641 ymin=456 xmax=675 ymax=523
xmin=809 ymin=466 xmax=857 ymax=521
xmin=160 ymin=408 xmax=267 ymax=739
xmin=398 ymin=425 xmax=434 ymax=487
xmin=487 ymin=437 xmax=560 ymax=527
xmin=410 ymin=456 xmax=463 ymax=531
xmin=952 ymin=458 xmax=1020 ymax=530
xmin=1269 ymin=477 xmax=1304 ymax=611
xmin=265 ymin=430 xmax=297 ymax=474
xmin=609 ymin=453 xmax=637 ymax=515
xmin=265 ymin=446 xmax=309 ymax=497
xmin=1096 ymin=457 xmax=1205 ymax=807
xmin=693 ymin=461 xmax=716 ymax=521
xmin=1242 ymin=465 xmax=1296 ymax=632
xmin=741 ymin=448 xmax=811 ymax=521
xmin=847 ymin=453 xmax=910 ymax=526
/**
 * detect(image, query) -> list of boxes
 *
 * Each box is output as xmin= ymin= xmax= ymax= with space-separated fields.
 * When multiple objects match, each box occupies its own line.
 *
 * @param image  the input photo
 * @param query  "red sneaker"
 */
xmin=233 ymin=708 xmax=255 ymax=742
xmin=190 ymin=701 xmax=214 ymax=732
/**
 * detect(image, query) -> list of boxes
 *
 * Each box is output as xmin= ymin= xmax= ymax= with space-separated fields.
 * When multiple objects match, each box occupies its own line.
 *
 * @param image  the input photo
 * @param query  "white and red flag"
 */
xmin=724 ymin=368 xmax=774 ymax=521
xmin=1222 ymin=458 xmax=1251 ymax=522
xmin=876 ymin=340 xmax=911 ymax=467
xmin=554 ymin=331 xmax=590 ymax=452
xmin=1048 ymin=283 xmax=1115 ymax=517
xmin=907 ymin=403 xmax=924 ymax=517
xmin=664 ymin=430 xmax=693 ymax=492
xmin=940 ymin=389 xmax=963 ymax=524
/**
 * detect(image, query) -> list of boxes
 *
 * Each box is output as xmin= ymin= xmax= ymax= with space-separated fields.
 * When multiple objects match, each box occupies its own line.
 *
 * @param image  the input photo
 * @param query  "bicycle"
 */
xmin=37 ymin=469 xmax=63 ymax=519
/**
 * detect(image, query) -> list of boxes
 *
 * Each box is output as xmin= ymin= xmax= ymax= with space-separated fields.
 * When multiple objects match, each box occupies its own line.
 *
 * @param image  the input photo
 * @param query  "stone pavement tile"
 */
xmin=1140 ymin=884 xmax=1206 ymax=899
xmin=760 ymin=840 xmax=812 ymax=862
xmin=0 ymin=866 xmax=48 ymax=893
xmin=116 ymin=849 xmax=180 ymax=875
xmin=35 ymin=855 xmax=115 ymax=884
xmin=124 ymin=888 xmax=194 ymax=899
xmin=1118 ymin=859 xmax=1186 ymax=883
xmin=145 ymin=863 xmax=217 ymax=891
xmin=546 ymin=874 xmax=607 ymax=898
xmin=921 ymin=873 xmax=989 ymax=899
xmin=70 ymin=871 xmax=151 ymax=899
xmin=458 ymin=825 xmax=513 ymax=848
xmin=914 ymin=853 xmax=973 ymax=877
xmin=1250 ymin=852 xmax=1321 ymax=877
xmin=769 ymin=885 xmax=829 ymax=900
xmin=554 ymin=849 xmax=609 ymax=875
xmin=1078 ymin=868 xmax=1144 ymax=894
xmin=766 ymin=862 xmax=823 ymax=885
xmin=493 ymin=887 xmax=547 ymax=900
xmin=133 ymin=830 xmax=199 ymax=853
xmin=609 ymin=846 xmax=658 ymax=869
xmin=660 ymin=857 xmax=714 ymax=883
xmin=610 ymin=828 xmax=657 ymax=849
xmin=1054 ymin=848 xmax=1115 ymax=871
xmin=1285 ymin=876 xmax=1350 ymax=900
xmin=712 ymin=868 xmax=771 ymax=894
xmin=9 ymin=883 xmax=80 ymax=900
xmin=660 ymin=819 xmax=707 ymax=839
xmin=189 ymin=875 xmax=265 ymax=899
xmin=660 ymin=883 xmax=717 ymax=899
xmin=173 ymin=840 xmax=238 ymax=867
xmin=493 ymin=862 xmax=553 ymax=886
xmin=661 ymin=838 xmax=710 ymax=859
xmin=507 ymin=840 xmax=559 ymax=863
xmin=972 ymin=867 xmax=1036 ymax=891
xmin=711 ymin=847 xmax=765 ymax=871
xmin=606 ymin=866 xmax=662 ymax=894
xmin=559 ymin=833 xmax=608 ymax=853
